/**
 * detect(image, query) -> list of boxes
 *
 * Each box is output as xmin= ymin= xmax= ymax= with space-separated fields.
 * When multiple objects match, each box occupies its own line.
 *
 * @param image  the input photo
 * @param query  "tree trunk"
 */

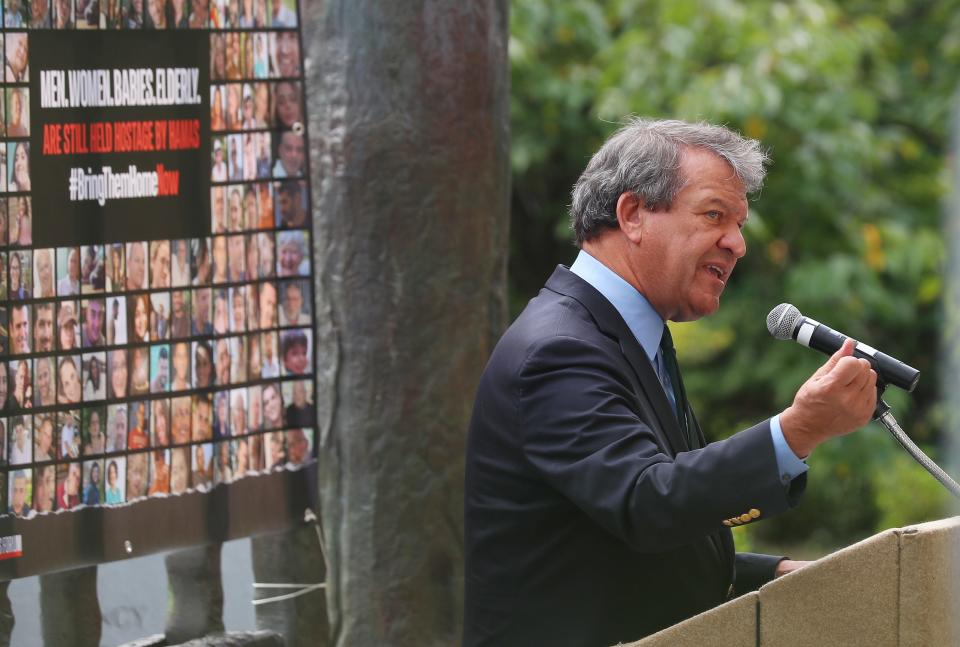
xmin=302 ymin=0 xmax=510 ymax=644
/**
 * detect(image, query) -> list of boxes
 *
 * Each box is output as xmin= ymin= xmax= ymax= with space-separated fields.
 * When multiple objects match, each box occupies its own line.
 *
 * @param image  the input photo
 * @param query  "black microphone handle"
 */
xmin=795 ymin=318 xmax=920 ymax=392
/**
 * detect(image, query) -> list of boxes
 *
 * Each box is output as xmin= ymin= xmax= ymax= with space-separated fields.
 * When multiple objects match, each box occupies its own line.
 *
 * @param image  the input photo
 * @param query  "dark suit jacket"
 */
xmin=464 ymin=266 xmax=805 ymax=646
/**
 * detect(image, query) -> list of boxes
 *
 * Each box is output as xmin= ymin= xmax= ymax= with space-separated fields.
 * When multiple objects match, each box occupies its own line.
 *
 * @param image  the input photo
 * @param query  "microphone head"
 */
xmin=767 ymin=303 xmax=802 ymax=340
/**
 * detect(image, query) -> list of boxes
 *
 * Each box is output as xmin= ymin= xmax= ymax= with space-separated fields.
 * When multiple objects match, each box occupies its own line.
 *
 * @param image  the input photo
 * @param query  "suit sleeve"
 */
xmin=734 ymin=552 xmax=784 ymax=593
xmin=517 ymin=335 xmax=804 ymax=553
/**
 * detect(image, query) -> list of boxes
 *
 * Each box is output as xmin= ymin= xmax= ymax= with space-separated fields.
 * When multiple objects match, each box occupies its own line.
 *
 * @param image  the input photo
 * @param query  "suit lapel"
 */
xmin=544 ymin=266 xmax=690 ymax=456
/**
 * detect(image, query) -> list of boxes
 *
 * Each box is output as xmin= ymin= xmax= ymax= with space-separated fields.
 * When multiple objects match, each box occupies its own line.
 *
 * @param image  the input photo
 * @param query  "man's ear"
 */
xmin=615 ymin=192 xmax=646 ymax=244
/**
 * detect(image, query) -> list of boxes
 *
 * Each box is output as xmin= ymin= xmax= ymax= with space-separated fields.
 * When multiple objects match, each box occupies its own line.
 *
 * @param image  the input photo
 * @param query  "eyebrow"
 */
xmin=699 ymin=197 xmax=749 ymax=221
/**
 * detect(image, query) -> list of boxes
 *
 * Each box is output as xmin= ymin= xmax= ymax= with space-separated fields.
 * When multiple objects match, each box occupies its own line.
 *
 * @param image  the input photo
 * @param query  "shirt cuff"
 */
xmin=770 ymin=414 xmax=809 ymax=484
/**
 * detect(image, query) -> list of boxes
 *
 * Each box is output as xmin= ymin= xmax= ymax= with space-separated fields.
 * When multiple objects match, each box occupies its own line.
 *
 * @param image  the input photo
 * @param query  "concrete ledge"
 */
xmin=118 ymin=631 xmax=285 ymax=647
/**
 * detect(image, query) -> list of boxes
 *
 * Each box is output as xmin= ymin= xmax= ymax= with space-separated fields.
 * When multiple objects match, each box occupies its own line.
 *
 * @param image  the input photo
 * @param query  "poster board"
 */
xmin=0 ymin=0 xmax=317 ymax=578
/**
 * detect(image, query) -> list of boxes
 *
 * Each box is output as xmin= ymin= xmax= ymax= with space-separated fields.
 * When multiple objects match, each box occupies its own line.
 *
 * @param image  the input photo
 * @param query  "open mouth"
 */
xmin=705 ymin=264 xmax=728 ymax=283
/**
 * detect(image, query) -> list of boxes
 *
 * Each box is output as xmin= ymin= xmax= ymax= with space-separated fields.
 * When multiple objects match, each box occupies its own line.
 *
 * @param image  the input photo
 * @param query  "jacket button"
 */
xmin=722 ymin=520 xmax=733 ymax=527
xmin=749 ymin=508 xmax=761 ymax=519
xmin=739 ymin=513 xmax=751 ymax=523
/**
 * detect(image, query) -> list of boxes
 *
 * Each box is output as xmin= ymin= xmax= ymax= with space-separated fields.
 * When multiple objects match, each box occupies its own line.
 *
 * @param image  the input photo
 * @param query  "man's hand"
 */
xmin=779 ymin=339 xmax=877 ymax=458
xmin=775 ymin=559 xmax=810 ymax=578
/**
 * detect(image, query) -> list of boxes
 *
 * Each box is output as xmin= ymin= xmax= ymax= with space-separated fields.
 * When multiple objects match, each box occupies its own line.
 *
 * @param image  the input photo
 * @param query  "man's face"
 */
xmin=38 ymin=419 xmax=53 ymax=453
xmin=85 ymin=301 xmax=103 ymax=342
xmin=69 ymin=249 xmax=80 ymax=280
xmin=34 ymin=305 xmax=54 ymax=351
xmin=283 ymin=285 xmax=302 ymax=321
xmin=12 ymin=306 xmax=29 ymax=353
xmin=128 ymin=244 xmax=145 ymax=288
xmin=279 ymin=133 xmax=304 ymax=176
xmin=626 ymin=149 xmax=748 ymax=322
xmin=172 ymin=290 xmax=184 ymax=316
xmin=36 ymin=359 xmax=52 ymax=404
xmin=11 ymin=476 xmax=26 ymax=512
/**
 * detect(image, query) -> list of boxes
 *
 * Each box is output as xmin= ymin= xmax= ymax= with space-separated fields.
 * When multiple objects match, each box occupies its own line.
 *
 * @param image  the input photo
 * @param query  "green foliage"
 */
xmin=510 ymin=0 xmax=960 ymax=551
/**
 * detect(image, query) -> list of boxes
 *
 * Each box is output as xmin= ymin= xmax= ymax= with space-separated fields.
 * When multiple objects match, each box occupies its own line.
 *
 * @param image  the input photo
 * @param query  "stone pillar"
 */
xmin=164 ymin=544 xmax=224 ymax=644
xmin=251 ymin=526 xmax=328 ymax=646
xmin=40 ymin=566 xmax=101 ymax=647
xmin=303 ymin=0 xmax=511 ymax=644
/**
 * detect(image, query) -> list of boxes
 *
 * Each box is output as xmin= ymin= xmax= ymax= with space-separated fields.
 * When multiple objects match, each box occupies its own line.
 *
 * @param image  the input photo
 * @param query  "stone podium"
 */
xmin=628 ymin=517 xmax=960 ymax=646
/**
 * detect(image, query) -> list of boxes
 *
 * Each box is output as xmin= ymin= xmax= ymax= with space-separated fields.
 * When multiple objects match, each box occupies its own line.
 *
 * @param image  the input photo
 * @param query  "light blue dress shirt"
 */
xmin=569 ymin=249 xmax=807 ymax=483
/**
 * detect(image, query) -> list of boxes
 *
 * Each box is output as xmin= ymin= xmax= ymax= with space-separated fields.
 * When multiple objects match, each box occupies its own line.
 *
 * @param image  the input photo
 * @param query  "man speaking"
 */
xmin=463 ymin=119 xmax=877 ymax=646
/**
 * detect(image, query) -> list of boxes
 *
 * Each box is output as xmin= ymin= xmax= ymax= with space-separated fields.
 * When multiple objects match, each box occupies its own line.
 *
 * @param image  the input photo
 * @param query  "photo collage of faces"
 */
xmin=0 ymin=0 xmax=314 ymax=520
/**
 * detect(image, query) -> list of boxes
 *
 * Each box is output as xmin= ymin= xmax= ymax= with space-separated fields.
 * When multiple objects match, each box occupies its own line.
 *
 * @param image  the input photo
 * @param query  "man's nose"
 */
xmin=720 ymin=225 xmax=747 ymax=259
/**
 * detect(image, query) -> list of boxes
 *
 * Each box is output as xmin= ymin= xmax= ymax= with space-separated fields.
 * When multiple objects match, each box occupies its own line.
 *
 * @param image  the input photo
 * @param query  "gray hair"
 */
xmin=570 ymin=118 xmax=769 ymax=246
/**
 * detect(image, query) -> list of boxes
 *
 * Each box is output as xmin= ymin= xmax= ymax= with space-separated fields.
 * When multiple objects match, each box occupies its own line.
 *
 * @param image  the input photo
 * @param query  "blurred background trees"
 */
xmin=509 ymin=0 xmax=960 ymax=554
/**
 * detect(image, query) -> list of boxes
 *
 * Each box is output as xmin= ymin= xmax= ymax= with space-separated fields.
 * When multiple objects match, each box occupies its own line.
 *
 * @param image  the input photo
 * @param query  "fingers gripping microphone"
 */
xmin=766 ymin=303 xmax=920 ymax=392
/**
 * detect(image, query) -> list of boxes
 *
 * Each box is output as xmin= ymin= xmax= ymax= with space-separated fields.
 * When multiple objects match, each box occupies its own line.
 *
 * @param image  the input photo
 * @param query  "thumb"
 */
xmin=812 ymin=338 xmax=855 ymax=378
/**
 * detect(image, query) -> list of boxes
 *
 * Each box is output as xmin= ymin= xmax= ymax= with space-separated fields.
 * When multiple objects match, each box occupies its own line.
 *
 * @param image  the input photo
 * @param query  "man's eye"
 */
xmin=706 ymin=210 xmax=721 ymax=220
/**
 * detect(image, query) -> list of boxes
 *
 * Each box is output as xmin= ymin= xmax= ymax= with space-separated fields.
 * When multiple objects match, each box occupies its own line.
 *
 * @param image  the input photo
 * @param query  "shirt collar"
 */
xmin=569 ymin=249 xmax=664 ymax=362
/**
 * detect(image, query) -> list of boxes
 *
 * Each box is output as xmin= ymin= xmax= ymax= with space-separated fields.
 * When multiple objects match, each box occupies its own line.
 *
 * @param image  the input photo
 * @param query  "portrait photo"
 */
xmin=9 ymin=358 xmax=31 ymax=408
xmin=283 ymin=379 xmax=315 ymax=429
xmin=58 ymin=410 xmax=80 ymax=460
xmin=129 ymin=346 xmax=150 ymax=396
xmin=261 ymin=381 xmax=282 ymax=430
xmin=104 ymin=457 xmax=125 ymax=504
xmin=271 ymin=131 xmax=303 ymax=179
xmin=81 ymin=297 xmax=106 ymax=348
xmin=260 ymin=330 xmax=279 ymax=379
xmin=192 ymin=341 xmax=213 ymax=388
xmin=106 ymin=295 xmax=128 ymax=345
xmin=32 ymin=248 xmax=53 ymax=299
xmin=148 ymin=448 xmax=170 ymax=495
xmin=274 ymin=179 xmax=307 ymax=229
xmin=57 ymin=247 xmax=81 ymax=296
xmin=33 ymin=356 xmax=55 ymax=408
xmin=231 ymin=436 xmax=250 ymax=480
xmin=57 ymin=355 xmax=82 ymax=405
xmin=80 ymin=244 xmax=105 ymax=293
xmin=211 ymin=235 xmax=228 ymax=284
xmin=278 ymin=279 xmax=310 ymax=327
xmin=215 ymin=440 xmax=233 ymax=484
xmin=6 ymin=87 xmax=29 ymax=137
xmin=171 ymin=239 xmax=191 ymax=288
xmin=9 ymin=250 xmax=32 ymax=300
xmin=191 ymin=287 xmax=212 ymax=336
xmin=170 ymin=341 xmax=191 ymax=392
xmin=229 ymin=335 xmax=247 ymax=384
xmin=150 ymin=344 xmax=170 ymax=393
xmin=8 ymin=415 xmax=31 ymax=465
xmin=213 ymin=389 xmax=229 ymax=438
xmin=33 ymin=413 xmax=55 ymax=462
xmin=150 ymin=291 xmax=170 ymax=341
xmin=170 ymin=446 xmax=189 ymax=494
xmin=125 ymin=241 xmax=148 ymax=291
xmin=105 ymin=243 xmax=124 ymax=293
xmin=276 ymin=230 xmax=309 ymax=277
xmin=81 ymin=352 xmax=106 ymax=402
xmin=191 ymin=442 xmax=213 ymax=490
xmin=285 ymin=428 xmax=312 ymax=466
xmin=127 ymin=400 xmax=150 ymax=450
xmin=229 ymin=387 xmax=247 ymax=436
xmin=5 ymin=33 xmax=28 ymax=83
xmin=53 ymin=0 xmax=75 ymax=27
xmin=8 ymin=142 xmax=30 ymax=192
xmin=169 ymin=289 xmax=191 ymax=339
xmin=126 ymin=451 xmax=149 ymax=500
xmin=229 ymin=285 xmax=247 ymax=333
xmin=273 ymin=80 xmax=302 ymax=129
xmin=171 ymin=395 xmax=192 ymax=444
xmin=265 ymin=430 xmax=286 ymax=470
xmin=82 ymin=406 xmax=106 ymax=455
xmin=8 ymin=196 xmax=31 ymax=246
xmin=269 ymin=30 xmax=300 ymax=77
xmin=33 ymin=302 xmax=55 ymax=353
xmin=247 ymin=383 xmax=262 ymax=432
xmin=191 ymin=393 xmax=212 ymax=442
xmin=149 ymin=239 xmax=171 ymax=289
xmin=128 ymin=293 xmax=151 ymax=343
xmin=106 ymin=403 xmax=127 ymax=452
xmin=151 ymin=398 xmax=170 ymax=447
xmin=8 ymin=469 xmax=31 ymax=517
xmin=57 ymin=462 xmax=81 ymax=510
xmin=107 ymin=349 xmax=128 ymax=400
xmin=280 ymin=327 xmax=311 ymax=376
xmin=34 ymin=464 xmax=55 ymax=513
xmin=58 ymin=300 xmax=80 ymax=351
xmin=81 ymin=459 xmax=103 ymax=505
xmin=191 ymin=237 xmax=212 ymax=285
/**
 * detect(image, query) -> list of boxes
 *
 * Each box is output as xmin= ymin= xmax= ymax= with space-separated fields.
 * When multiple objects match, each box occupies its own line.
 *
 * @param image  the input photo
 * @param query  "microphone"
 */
xmin=766 ymin=303 xmax=920 ymax=392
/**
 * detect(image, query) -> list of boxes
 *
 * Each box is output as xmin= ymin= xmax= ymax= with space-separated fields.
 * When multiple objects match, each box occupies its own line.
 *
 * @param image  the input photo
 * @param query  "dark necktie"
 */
xmin=660 ymin=325 xmax=696 ymax=449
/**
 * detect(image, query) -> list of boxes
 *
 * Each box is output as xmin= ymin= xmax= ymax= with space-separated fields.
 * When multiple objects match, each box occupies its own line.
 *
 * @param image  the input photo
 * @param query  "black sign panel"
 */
xmin=30 ymin=31 xmax=211 ymax=247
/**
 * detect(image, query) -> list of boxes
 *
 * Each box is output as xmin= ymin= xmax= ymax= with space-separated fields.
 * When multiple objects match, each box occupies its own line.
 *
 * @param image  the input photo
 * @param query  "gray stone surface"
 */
xmin=170 ymin=630 xmax=285 ymax=647
xmin=304 ymin=1 xmax=511 ymax=644
xmin=251 ymin=526 xmax=328 ymax=646
xmin=39 ymin=566 xmax=101 ymax=647
xmin=164 ymin=545 xmax=225 ymax=644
